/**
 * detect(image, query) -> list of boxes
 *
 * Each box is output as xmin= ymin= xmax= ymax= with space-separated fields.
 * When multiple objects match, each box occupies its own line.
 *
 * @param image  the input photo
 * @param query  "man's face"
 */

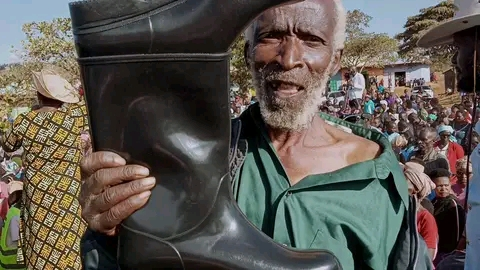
xmin=247 ymin=0 xmax=339 ymax=131
xmin=456 ymin=111 xmax=465 ymax=121
xmin=417 ymin=131 xmax=434 ymax=152
xmin=472 ymin=135 xmax=479 ymax=149
xmin=386 ymin=124 xmax=396 ymax=134
xmin=453 ymin=27 xmax=480 ymax=93
xmin=456 ymin=166 xmax=472 ymax=186
xmin=439 ymin=131 xmax=450 ymax=145
xmin=434 ymin=177 xmax=451 ymax=198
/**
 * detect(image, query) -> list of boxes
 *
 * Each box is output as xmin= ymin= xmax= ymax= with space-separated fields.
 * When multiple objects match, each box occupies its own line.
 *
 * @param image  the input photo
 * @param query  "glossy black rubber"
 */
xmin=70 ymin=0 xmax=342 ymax=269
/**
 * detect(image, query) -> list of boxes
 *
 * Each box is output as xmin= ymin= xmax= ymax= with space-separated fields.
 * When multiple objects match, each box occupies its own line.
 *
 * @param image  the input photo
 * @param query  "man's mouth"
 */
xmin=268 ymin=80 xmax=305 ymax=97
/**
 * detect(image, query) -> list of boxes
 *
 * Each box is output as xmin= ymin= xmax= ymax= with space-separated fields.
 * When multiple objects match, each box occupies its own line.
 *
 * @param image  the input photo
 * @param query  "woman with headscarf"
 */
xmin=0 ymin=69 xmax=89 ymax=269
xmin=434 ymin=125 xmax=464 ymax=179
xmin=402 ymin=162 xmax=438 ymax=260
xmin=429 ymin=168 xmax=466 ymax=265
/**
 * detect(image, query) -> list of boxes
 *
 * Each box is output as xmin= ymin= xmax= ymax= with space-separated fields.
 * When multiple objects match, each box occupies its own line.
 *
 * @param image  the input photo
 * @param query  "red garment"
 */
xmin=434 ymin=141 xmax=464 ymax=178
xmin=417 ymin=209 xmax=438 ymax=250
xmin=465 ymin=111 xmax=472 ymax=123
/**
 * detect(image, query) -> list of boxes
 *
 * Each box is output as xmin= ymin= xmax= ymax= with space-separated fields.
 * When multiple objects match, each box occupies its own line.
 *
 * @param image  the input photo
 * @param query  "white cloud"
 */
xmin=7 ymin=52 xmax=22 ymax=64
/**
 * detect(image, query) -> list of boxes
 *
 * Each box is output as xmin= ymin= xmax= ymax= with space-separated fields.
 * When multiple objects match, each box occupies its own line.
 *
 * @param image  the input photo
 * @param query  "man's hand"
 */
xmin=80 ymin=151 xmax=156 ymax=236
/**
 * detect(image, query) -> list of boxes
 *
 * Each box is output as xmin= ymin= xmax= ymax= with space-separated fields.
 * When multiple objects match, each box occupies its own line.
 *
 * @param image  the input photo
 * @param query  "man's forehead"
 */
xmin=253 ymin=0 xmax=335 ymax=33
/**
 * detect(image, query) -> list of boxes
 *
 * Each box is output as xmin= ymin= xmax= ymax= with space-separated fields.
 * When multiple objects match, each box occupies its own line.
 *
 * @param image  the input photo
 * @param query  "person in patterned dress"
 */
xmin=0 ymin=69 xmax=89 ymax=270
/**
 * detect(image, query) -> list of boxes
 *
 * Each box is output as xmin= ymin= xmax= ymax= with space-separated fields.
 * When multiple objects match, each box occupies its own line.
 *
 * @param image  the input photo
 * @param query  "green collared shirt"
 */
xmin=234 ymin=104 xmax=408 ymax=269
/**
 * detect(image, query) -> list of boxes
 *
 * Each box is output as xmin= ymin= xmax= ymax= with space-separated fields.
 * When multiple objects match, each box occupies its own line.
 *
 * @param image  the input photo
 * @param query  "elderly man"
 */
xmin=418 ymin=1 xmax=480 ymax=269
xmin=80 ymin=0 xmax=432 ymax=269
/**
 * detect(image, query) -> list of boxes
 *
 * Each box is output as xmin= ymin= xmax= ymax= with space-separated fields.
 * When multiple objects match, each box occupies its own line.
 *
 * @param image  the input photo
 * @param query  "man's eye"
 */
xmin=262 ymin=32 xmax=282 ymax=39
xmin=304 ymin=36 xmax=322 ymax=42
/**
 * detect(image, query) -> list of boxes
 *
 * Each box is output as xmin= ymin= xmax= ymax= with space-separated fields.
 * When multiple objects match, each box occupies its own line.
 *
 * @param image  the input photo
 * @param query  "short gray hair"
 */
xmin=244 ymin=0 xmax=346 ymax=51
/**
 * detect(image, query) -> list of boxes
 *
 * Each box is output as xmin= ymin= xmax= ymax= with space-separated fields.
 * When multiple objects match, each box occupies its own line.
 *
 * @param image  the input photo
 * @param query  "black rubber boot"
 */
xmin=70 ymin=0 xmax=341 ymax=269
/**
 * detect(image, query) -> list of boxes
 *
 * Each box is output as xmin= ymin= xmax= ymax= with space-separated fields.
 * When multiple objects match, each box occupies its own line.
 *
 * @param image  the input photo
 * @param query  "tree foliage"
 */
xmin=342 ymin=10 xmax=398 ymax=71
xmin=395 ymin=0 xmax=456 ymax=71
xmin=0 ymin=18 xmax=78 ymax=112
xmin=230 ymin=35 xmax=252 ymax=96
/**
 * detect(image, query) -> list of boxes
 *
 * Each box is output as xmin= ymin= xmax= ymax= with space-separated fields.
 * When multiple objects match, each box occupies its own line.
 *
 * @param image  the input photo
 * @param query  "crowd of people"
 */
xmin=224 ymin=68 xmax=473 ymax=269
xmin=317 ymin=69 xmax=476 ymax=268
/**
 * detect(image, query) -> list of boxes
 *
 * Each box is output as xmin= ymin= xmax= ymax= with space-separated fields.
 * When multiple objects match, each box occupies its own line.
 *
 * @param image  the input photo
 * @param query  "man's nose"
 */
xmin=278 ymin=37 xmax=304 ymax=70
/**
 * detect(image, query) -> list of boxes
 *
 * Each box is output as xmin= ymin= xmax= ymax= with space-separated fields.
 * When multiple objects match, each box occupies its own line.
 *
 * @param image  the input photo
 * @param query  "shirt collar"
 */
xmin=243 ymin=103 xmax=409 ymax=208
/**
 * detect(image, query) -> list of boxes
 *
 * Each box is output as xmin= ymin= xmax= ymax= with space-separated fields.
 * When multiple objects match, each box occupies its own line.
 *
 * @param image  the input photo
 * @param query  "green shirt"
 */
xmin=234 ymin=105 xmax=409 ymax=269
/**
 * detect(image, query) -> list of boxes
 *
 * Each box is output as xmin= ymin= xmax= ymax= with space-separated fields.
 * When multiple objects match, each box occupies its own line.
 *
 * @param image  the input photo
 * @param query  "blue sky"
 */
xmin=0 ymin=0 xmax=442 ymax=64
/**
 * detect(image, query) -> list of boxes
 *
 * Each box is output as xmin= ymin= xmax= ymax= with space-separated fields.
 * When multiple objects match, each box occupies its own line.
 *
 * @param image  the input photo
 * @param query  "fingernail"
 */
xmin=141 ymin=177 xmax=156 ymax=187
xmin=137 ymin=167 xmax=150 ymax=176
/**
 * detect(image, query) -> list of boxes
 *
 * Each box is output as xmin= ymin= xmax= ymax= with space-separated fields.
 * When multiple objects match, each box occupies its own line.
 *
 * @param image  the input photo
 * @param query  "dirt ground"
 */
xmin=393 ymin=74 xmax=462 ymax=108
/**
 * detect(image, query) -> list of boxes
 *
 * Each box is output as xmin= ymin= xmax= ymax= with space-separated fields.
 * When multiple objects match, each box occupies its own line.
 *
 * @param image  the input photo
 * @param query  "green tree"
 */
xmin=395 ymin=0 xmax=456 ymax=71
xmin=346 ymin=9 xmax=371 ymax=40
xmin=0 ymin=18 xmax=78 ymax=92
xmin=342 ymin=10 xmax=398 ymax=71
xmin=230 ymin=35 xmax=252 ymax=96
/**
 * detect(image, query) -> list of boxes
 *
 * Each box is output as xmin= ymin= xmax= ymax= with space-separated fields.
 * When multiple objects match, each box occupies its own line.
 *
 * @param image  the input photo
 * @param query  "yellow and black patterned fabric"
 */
xmin=2 ymin=102 xmax=89 ymax=270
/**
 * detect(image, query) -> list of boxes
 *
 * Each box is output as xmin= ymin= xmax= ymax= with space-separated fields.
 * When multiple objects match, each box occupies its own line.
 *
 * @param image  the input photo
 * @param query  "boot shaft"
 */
xmin=70 ymin=0 xmax=303 ymax=56
xmin=79 ymin=55 xmax=231 ymax=239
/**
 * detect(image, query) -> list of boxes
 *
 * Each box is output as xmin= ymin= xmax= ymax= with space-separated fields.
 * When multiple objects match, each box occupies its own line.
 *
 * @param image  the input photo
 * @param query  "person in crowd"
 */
xmin=384 ymin=121 xmax=400 ymax=143
xmin=0 ymin=174 xmax=13 ymax=227
xmin=412 ymin=127 xmax=449 ymax=169
xmin=405 ymin=100 xmax=417 ymax=116
xmin=377 ymin=84 xmax=385 ymax=93
xmin=418 ymin=2 xmax=480 ymax=264
xmin=429 ymin=168 xmax=466 ymax=265
xmin=403 ymin=162 xmax=437 ymax=260
xmin=363 ymin=95 xmax=375 ymax=115
xmin=434 ymin=125 xmax=465 ymax=177
xmin=408 ymin=113 xmax=427 ymax=137
xmin=417 ymin=101 xmax=429 ymax=121
xmin=469 ymin=131 xmax=480 ymax=153
xmin=0 ymin=69 xmax=89 ymax=269
xmin=347 ymin=99 xmax=361 ymax=114
xmin=348 ymin=67 xmax=365 ymax=105
xmin=385 ymin=92 xmax=396 ymax=106
xmin=392 ymin=135 xmax=408 ymax=161
xmin=406 ymin=158 xmax=435 ymax=213
xmin=0 ymin=180 xmax=24 ymax=269
xmin=451 ymin=157 xmax=472 ymax=206
xmin=77 ymin=1 xmax=432 ymax=269
xmin=80 ymin=131 xmax=92 ymax=157
xmin=453 ymin=110 xmax=471 ymax=147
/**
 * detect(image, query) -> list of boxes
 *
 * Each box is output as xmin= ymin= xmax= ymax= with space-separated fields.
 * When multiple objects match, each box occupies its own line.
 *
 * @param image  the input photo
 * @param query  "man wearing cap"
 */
xmin=0 ymin=69 xmax=89 ymax=269
xmin=417 ymin=0 xmax=480 ymax=268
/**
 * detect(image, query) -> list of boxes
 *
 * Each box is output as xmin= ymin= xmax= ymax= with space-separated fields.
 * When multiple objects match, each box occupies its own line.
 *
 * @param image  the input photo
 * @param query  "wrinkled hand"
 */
xmin=80 ymin=151 xmax=156 ymax=236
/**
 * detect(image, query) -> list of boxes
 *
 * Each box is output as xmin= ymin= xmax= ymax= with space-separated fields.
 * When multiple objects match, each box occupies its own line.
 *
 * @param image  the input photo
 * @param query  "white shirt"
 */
xmin=348 ymin=72 xmax=365 ymax=100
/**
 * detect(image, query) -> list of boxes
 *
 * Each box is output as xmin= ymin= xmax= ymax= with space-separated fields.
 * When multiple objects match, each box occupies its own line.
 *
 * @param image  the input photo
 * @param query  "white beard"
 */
xmin=251 ymin=60 xmax=333 ymax=131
